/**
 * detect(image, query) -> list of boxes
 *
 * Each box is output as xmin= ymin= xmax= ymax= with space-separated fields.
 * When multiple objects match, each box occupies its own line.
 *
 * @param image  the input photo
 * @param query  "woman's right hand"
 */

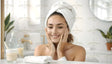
xmin=45 ymin=28 xmax=55 ymax=57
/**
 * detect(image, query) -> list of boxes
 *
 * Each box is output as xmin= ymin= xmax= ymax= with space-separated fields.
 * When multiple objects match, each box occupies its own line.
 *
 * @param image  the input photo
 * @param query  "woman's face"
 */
xmin=47 ymin=15 xmax=68 ymax=43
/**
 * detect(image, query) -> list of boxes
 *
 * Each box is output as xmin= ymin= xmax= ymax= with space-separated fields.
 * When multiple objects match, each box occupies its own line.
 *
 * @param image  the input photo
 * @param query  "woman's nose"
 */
xmin=52 ymin=27 xmax=57 ymax=34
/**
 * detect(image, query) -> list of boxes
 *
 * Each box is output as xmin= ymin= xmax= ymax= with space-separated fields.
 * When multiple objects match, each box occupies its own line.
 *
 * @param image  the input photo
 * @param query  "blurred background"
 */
xmin=1 ymin=0 xmax=112 ymax=63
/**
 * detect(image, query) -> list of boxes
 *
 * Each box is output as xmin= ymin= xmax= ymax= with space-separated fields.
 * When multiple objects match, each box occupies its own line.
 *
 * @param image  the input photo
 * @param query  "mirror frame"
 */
xmin=89 ymin=0 xmax=112 ymax=22
xmin=1 ymin=0 xmax=4 ymax=59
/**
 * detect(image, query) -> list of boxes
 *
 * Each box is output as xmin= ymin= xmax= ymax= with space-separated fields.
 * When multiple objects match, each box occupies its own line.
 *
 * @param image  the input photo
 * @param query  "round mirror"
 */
xmin=90 ymin=0 xmax=112 ymax=21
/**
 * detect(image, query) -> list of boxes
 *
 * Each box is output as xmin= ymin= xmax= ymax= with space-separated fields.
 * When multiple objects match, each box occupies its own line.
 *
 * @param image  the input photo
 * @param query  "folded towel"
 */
xmin=58 ymin=56 xmax=67 ymax=61
xmin=23 ymin=56 xmax=52 ymax=63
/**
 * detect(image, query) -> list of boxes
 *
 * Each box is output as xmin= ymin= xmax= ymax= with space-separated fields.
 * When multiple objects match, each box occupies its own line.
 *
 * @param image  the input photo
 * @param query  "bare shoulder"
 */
xmin=70 ymin=44 xmax=86 ymax=53
xmin=66 ymin=43 xmax=86 ymax=61
xmin=34 ymin=44 xmax=47 ymax=56
xmin=35 ymin=44 xmax=47 ymax=50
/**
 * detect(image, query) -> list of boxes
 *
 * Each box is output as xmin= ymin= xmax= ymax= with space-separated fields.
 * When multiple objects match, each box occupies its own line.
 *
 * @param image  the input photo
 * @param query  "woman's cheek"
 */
xmin=47 ymin=28 xmax=51 ymax=35
xmin=58 ymin=29 xmax=65 ymax=35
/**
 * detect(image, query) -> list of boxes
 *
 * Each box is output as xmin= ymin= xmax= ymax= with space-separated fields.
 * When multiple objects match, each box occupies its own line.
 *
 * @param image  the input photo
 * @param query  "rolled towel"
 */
xmin=23 ymin=56 xmax=52 ymax=63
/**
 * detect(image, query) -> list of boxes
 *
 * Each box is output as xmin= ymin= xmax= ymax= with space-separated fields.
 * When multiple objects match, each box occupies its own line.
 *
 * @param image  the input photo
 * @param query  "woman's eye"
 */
xmin=58 ymin=27 xmax=63 ymax=29
xmin=48 ymin=27 xmax=53 ymax=29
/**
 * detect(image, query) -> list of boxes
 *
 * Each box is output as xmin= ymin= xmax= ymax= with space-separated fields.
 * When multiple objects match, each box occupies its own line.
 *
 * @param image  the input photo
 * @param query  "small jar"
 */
xmin=17 ymin=42 xmax=24 ymax=58
xmin=6 ymin=49 xmax=18 ymax=62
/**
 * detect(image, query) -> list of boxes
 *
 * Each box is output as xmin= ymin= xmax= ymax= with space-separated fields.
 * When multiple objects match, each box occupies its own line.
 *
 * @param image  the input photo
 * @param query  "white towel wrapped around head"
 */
xmin=45 ymin=1 xmax=75 ymax=31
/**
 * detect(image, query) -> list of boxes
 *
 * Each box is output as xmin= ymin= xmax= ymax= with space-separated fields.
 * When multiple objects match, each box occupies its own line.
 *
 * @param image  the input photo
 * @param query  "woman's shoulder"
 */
xmin=34 ymin=44 xmax=48 ymax=56
xmin=66 ymin=43 xmax=86 ymax=53
xmin=35 ymin=44 xmax=48 ymax=50
xmin=73 ymin=44 xmax=85 ymax=50
xmin=66 ymin=43 xmax=86 ymax=61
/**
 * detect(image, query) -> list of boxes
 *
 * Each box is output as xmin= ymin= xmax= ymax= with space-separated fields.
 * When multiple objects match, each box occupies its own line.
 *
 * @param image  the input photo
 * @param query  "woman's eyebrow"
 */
xmin=57 ymin=23 xmax=64 ymax=25
xmin=48 ymin=23 xmax=64 ymax=25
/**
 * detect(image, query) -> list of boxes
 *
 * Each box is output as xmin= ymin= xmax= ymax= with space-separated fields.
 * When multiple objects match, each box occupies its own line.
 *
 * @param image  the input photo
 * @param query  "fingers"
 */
xmin=59 ymin=28 xmax=69 ymax=44
xmin=45 ymin=29 xmax=55 ymax=57
xmin=63 ymin=28 xmax=69 ymax=42
xmin=59 ymin=33 xmax=63 ymax=44
xmin=45 ymin=28 xmax=52 ymax=44
xmin=45 ymin=28 xmax=49 ymax=39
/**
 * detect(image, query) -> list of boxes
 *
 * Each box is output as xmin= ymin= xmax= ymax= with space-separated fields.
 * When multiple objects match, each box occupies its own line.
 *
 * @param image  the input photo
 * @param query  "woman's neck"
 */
xmin=53 ymin=43 xmax=58 ymax=50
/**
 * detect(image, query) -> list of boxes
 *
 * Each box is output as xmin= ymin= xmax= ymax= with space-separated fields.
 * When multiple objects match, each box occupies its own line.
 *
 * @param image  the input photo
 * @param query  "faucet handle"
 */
xmin=24 ymin=34 xmax=29 ymax=38
xmin=21 ymin=38 xmax=32 ymax=44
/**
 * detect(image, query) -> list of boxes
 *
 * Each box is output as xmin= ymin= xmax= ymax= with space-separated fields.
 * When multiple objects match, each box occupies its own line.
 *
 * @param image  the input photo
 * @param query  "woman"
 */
xmin=34 ymin=1 xmax=86 ymax=61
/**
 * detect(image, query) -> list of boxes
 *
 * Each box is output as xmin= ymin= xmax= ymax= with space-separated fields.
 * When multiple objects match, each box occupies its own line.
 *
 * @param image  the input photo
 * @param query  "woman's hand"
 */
xmin=57 ymin=28 xmax=69 ymax=59
xmin=45 ymin=28 xmax=55 ymax=57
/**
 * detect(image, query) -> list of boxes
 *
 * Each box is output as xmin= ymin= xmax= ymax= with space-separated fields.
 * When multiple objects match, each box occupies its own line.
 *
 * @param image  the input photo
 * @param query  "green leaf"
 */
xmin=109 ymin=35 xmax=112 ymax=39
xmin=97 ymin=29 xmax=106 ymax=38
xmin=6 ymin=26 xmax=14 ymax=34
xmin=107 ymin=32 xmax=111 ymax=39
xmin=109 ymin=26 xmax=112 ymax=35
xmin=5 ymin=20 xmax=14 ymax=31
xmin=5 ymin=13 xmax=10 ymax=26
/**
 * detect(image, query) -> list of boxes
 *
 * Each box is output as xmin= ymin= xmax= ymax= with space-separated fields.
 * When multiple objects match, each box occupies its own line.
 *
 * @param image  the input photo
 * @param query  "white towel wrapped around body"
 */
xmin=23 ymin=56 xmax=52 ymax=63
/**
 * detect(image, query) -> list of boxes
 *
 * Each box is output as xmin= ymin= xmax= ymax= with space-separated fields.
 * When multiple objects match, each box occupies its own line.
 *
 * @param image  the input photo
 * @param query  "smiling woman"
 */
xmin=34 ymin=1 xmax=86 ymax=61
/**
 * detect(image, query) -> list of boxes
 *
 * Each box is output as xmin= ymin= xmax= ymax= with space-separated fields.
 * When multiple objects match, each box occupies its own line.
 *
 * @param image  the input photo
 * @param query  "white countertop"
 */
xmin=1 ymin=50 xmax=112 ymax=64
xmin=86 ymin=50 xmax=112 ymax=55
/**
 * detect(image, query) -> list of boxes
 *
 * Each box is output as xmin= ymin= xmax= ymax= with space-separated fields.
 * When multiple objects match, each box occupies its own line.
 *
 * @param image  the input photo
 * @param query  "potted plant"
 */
xmin=97 ymin=26 xmax=112 ymax=51
xmin=4 ymin=13 xmax=15 ymax=49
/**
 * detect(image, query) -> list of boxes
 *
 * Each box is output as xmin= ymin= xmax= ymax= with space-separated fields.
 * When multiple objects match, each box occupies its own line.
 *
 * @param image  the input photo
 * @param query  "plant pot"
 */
xmin=106 ymin=43 xmax=112 ymax=51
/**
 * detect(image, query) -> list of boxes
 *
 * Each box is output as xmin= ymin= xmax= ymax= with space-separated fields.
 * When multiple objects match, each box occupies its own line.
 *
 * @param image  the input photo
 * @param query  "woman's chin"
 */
xmin=52 ymin=40 xmax=59 ymax=43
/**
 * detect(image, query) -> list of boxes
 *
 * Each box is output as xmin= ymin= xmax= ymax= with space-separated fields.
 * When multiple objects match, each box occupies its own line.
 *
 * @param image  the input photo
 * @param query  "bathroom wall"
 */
xmin=41 ymin=0 xmax=112 ymax=51
xmin=2 ymin=0 xmax=112 ymax=53
xmin=6 ymin=0 xmax=42 ymax=51
xmin=0 ymin=0 xmax=1 ymax=59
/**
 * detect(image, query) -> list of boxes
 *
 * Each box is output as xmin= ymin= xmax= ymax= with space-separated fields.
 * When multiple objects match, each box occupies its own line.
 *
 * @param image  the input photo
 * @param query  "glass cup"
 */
xmin=18 ymin=47 xmax=24 ymax=58
xmin=6 ymin=49 xmax=18 ymax=62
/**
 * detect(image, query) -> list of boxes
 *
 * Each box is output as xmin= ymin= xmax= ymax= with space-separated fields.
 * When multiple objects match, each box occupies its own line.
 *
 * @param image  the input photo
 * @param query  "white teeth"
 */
xmin=52 ymin=36 xmax=58 ymax=38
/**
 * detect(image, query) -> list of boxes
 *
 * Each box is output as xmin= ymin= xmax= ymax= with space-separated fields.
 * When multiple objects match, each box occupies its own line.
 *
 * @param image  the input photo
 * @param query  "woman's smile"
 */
xmin=52 ymin=35 xmax=60 ymax=39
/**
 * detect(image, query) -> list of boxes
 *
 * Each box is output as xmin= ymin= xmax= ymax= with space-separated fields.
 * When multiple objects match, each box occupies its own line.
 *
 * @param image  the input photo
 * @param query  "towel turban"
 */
xmin=45 ymin=1 xmax=75 ymax=30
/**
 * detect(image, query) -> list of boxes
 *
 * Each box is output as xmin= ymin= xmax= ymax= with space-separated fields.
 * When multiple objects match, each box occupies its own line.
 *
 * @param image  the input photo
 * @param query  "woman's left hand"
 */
xmin=57 ymin=28 xmax=69 ymax=59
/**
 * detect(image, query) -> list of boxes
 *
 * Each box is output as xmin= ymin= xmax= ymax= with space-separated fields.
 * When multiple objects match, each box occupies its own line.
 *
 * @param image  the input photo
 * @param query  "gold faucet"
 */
xmin=21 ymin=34 xmax=32 ymax=44
xmin=21 ymin=38 xmax=32 ymax=44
